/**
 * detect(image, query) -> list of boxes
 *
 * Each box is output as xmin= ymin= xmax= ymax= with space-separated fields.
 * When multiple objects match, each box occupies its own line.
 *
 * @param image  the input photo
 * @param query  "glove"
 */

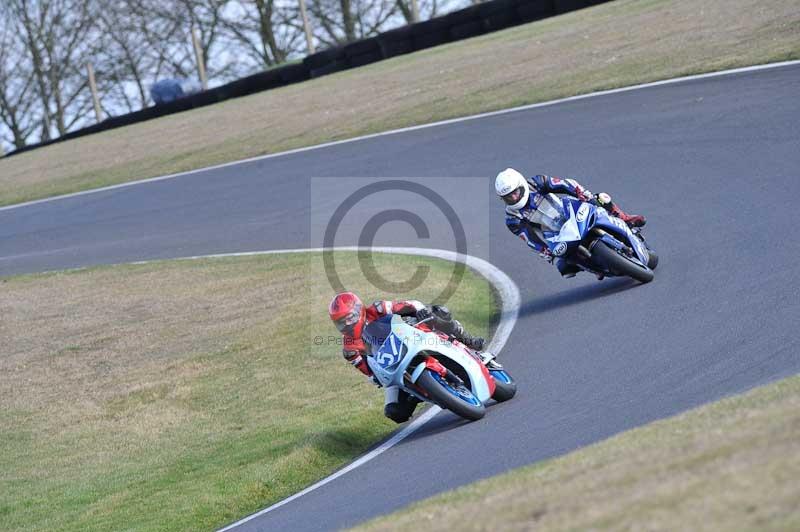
xmin=595 ymin=192 xmax=612 ymax=207
xmin=539 ymin=249 xmax=554 ymax=263
xmin=415 ymin=307 xmax=433 ymax=322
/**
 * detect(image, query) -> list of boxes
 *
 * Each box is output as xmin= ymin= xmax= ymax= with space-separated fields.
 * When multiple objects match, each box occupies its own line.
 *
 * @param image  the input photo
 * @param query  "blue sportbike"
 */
xmin=537 ymin=193 xmax=658 ymax=283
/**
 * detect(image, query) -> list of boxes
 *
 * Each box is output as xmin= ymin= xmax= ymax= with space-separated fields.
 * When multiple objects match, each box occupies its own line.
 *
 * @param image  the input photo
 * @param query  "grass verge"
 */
xmin=1 ymin=0 xmax=798 ymax=206
xmin=0 ymin=251 xmax=497 ymax=531
xmin=354 ymin=374 xmax=800 ymax=531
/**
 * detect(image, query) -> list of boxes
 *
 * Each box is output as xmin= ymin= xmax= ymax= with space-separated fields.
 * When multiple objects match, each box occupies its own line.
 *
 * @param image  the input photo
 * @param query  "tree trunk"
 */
xmin=339 ymin=0 xmax=356 ymax=42
xmin=255 ymin=0 xmax=285 ymax=64
xmin=396 ymin=0 xmax=413 ymax=23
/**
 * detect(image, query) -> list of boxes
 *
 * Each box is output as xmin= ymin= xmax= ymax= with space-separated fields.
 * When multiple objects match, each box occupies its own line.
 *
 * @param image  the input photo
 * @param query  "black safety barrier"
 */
xmin=376 ymin=26 xmax=415 ymax=59
xmin=475 ymin=0 xmax=516 ymax=32
xmin=7 ymin=0 xmax=611 ymax=157
xmin=444 ymin=4 xmax=485 ymax=41
xmin=555 ymin=0 xmax=608 ymax=14
xmin=411 ymin=17 xmax=452 ymax=50
xmin=517 ymin=0 xmax=556 ymax=22
xmin=343 ymin=38 xmax=384 ymax=68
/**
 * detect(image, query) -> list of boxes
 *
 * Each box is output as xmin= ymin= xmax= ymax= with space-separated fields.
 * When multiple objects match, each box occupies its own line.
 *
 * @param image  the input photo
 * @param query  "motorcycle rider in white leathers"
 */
xmin=495 ymin=168 xmax=646 ymax=277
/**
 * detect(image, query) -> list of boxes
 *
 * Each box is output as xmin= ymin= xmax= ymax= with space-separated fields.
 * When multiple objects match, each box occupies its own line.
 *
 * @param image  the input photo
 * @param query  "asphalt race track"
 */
xmin=2 ymin=64 xmax=799 ymax=530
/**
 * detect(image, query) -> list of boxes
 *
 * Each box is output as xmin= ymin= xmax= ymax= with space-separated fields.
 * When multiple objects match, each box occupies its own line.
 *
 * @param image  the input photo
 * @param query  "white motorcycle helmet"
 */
xmin=495 ymin=168 xmax=529 ymax=210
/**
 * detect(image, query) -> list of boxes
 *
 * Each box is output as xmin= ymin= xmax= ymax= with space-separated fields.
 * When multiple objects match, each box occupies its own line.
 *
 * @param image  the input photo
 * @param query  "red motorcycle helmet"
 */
xmin=329 ymin=292 xmax=366 ymax=337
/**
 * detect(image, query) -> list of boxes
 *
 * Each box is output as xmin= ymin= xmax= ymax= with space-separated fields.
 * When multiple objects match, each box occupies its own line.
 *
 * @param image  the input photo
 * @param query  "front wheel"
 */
xmin=417 ymin=369 xmax=485 ymax=421
xmin=592 ymin=241 xmax=654 ymax=283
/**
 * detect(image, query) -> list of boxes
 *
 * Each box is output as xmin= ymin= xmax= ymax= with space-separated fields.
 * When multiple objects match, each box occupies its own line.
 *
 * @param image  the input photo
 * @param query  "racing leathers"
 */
xmin=505 ymin=174 xmax=645 ymax=276
xmin=341 ymin=300 xmax=485 ymax=423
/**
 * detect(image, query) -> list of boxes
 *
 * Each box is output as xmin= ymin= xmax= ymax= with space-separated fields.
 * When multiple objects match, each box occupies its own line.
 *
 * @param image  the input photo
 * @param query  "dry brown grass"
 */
xmin=1 ymin=0 xmax=798 ymax=206
xmin=0 ymin=252 xmax=496 ymax=531
xmin=2 ymin=263 xmax=283 ymax=423
xmin=355 ymin=375 xmax=800 ymax=531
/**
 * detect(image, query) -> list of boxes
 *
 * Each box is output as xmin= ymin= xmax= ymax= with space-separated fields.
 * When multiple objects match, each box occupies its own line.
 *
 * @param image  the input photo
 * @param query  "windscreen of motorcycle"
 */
xmin=525 ymin=193 xmax=565 ymax=232
xmin=363 ymin=315 xmax=393 ymax=352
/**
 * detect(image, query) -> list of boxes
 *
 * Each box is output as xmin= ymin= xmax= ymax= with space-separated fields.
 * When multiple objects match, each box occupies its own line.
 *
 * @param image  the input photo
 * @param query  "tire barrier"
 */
xmin=7 ymin=0 xmax=610 ymax=157
xmin=344 ymin=38 xmax=384 ymax=69
xmin=517 ymin=0 xmax=556 ymax=22
xmin=479 ymin=0 xmax=520 ymax=32
xmin=444 ymin=4 xmax=486 ymax=41
xmin=376 ymin=26 xmax=415 ymax=59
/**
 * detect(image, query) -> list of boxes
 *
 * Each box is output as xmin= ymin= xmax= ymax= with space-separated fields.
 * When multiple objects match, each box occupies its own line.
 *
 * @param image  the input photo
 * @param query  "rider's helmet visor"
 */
xmin=502 ymin=186 xmax=524 ymax=205
xmin=334 ymin=301 xmax=363 ymax=334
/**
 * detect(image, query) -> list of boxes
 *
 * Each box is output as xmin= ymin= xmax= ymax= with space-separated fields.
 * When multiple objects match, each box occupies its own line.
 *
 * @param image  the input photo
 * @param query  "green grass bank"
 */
xmin=0 ymin=252 xmax=497 ymax=531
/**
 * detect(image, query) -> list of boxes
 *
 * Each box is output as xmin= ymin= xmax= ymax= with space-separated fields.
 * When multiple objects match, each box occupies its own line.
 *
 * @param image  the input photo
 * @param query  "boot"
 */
xmin=460 ymin=333 xmax=485 ymax=351
xmin=452 ymin=320 xmax=485 ymax=351
xmin=556 ymin=258 xmax=580 ymax=278
xmin=384 ymin=401 xmax=416 ymax=423
xmin=479 ymin=350 xmax=503 ymax=370
xmin=596 ymin=193 xmax=646 ymax=227
xmin=383 ymin=388 xmax=418 ymax=423
xmin=610 ymin=203 xmax=646 ymax=227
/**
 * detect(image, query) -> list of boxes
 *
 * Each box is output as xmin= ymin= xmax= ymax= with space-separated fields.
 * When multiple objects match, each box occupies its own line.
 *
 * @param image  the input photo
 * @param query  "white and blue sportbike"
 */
xmin=538 ymin=193 xmax=658 ymax=283
xmin=363 ymin=314 xmax=516 ymax=421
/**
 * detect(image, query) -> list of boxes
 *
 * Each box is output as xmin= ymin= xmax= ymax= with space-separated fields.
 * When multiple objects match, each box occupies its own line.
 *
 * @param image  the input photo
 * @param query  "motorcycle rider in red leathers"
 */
xmin=328 ymin=292 xmax=492 ymax=423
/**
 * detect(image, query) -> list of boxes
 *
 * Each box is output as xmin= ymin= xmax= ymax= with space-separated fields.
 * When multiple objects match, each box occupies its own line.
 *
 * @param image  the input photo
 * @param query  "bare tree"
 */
xmin=339 ymin=0 xmax=356 ymax=41
xmin=6 ymin=0 xmax=100 ymax=140
xmin=308 ymin=0 xmax=398 ymax=46
xmin=84 ymin=0 xmax=240 ymax=115
xmin=307 ymin=0 xmax=468 ymax=47
xmin=0 ymin=7 xmax=39 ymax=150
xmin=142 ymin=0 xmax=238 ymax=82
xmin=223 ymin=0 xmax=306 ymax=68
xmin=0 ymin=0 xmax=476 ymax=151
xmin=91 ymin=2 xmax=159 ymax=113
xmin=395 ymin=0 xmax=458 ymax=24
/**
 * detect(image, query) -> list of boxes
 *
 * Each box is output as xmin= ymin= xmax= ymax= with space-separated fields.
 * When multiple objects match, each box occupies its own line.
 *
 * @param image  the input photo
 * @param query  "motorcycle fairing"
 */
xmin=365 ymin=315 xmax=493 ymax=403
xmin=591 ymin=206 xmax=649 ymax=265
xmin=541 ymin=196 xmax=649 ymax=267
xmin=542 ymin=199 xmax=597 ymax=256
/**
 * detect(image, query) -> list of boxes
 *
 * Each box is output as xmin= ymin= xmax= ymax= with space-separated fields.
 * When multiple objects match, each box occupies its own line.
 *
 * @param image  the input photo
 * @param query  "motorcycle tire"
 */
xmin=592 ymin=241 xmax=654 ymax=283
xmin=647 ymin=250 xmax=659 ymax=270
xmin=490 ymin=370 xmax=517 ymax=402
xmin=417 ymin=369 xmax=486 ymax=421
xmin=634 ymin=233 xmax=659 ymax=270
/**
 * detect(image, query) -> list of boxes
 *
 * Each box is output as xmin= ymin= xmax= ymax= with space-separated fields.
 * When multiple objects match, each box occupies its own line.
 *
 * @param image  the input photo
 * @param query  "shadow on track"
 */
xmin=394 ymin=280 xmax=644 ymax=446
xmin=311 ymin=425 xmax=395 ymax=462
xmin=398 ymin=410 xmax=474 ymax=446
xmin=517 ymin=277 xmax=640 ymax=318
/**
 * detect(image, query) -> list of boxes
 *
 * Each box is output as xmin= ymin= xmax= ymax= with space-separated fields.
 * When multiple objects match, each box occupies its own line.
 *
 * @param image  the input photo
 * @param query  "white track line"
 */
xmin=130 ymin=247 xmax=520 ymax=532
xmin=2 ymin=60 xmax=798 ymax=214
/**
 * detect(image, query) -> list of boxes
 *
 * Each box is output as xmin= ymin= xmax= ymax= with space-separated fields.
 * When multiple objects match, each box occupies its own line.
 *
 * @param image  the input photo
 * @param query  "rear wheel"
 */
xmin=633 ymin=232 xmax=658 ymax=269
xmin=592 ymin=241 xmax=654 ymax=283
xmin=417 ymin=369 xmax=485 ymax=421
xmin=647 ymin=250 xmax=659 ymax=270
